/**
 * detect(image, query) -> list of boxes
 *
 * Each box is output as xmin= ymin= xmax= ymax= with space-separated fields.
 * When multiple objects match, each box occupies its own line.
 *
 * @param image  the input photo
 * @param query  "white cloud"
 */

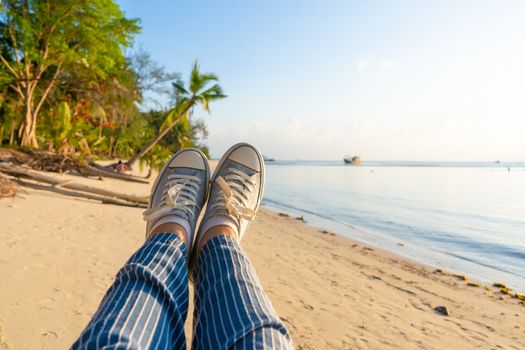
xmin=357 ymin=58 xmax=370 ymax=71
xmin=357 ymin=58 xmax=392 ymax=71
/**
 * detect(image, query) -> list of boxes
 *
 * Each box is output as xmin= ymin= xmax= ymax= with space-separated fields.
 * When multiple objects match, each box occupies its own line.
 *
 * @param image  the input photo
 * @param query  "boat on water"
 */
xmin=343 ymin=155 xmax=361 ymax=165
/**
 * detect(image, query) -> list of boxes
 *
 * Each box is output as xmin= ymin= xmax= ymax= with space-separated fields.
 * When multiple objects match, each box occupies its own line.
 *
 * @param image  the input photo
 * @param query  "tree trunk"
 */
xmin=16 ymin=63 xmax=61 ymax=148
xmin=19 ymin=113 xmax=38 ymax=148
xmin=111 ymin=136 xmax=120 ymax=159
xmin=126 ymin=124 xmax=171 ymax=168
xmin=126 ymin=103 xmax=192 ymax=168
xmin=108 ymin=132 xmax=114 ymax=158
xmin=19 ymin=93 xmax=39 ymax=148
xmin=9 ymin=124 xmax=15 ymax=145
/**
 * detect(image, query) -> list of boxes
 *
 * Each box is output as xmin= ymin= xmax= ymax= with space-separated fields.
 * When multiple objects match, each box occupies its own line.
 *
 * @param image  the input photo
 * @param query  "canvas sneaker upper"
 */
xmin=197 ymin=143 xmax=265 ymax=242
xmin=143 ymin=149 xmax=210 ymax=246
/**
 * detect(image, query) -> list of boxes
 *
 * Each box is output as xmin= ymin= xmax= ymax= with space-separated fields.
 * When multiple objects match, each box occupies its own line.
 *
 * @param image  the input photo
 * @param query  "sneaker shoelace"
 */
xmin=143 ymin=173 xmax=202 ymax=224
xmin=209 ymin=167 xmax=258 ymax=223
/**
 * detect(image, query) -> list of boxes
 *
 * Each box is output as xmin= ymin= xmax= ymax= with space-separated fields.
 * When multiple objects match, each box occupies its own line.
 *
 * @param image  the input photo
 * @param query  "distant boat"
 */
xmin=343 ymin=155 xmax=361 ymax=165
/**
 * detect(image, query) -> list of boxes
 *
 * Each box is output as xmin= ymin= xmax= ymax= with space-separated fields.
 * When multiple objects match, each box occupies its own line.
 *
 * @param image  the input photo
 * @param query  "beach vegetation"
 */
xmin=125 ymin=61 xmax=226 ymax=168
xmin=0 ymin=0 xmax=139 ymax=147
xmin=0 ymin=1 xmax=222 ymax=171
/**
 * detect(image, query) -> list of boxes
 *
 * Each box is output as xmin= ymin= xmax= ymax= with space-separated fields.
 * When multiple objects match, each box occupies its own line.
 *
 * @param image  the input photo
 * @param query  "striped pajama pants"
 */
xmin=72 ymin=233 xmax=292 ymax=349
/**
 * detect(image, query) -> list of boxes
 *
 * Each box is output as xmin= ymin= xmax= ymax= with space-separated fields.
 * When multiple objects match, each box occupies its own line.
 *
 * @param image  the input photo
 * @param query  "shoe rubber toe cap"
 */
xmin=169 ymin=150 xmax=207 ymax=170
xmin=229 ymin=146 xmax=262 ymax=172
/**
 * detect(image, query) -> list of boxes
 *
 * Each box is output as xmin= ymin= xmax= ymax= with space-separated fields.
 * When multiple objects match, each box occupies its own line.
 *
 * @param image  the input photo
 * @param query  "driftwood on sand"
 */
xmin=80 ymin=163 xmax=149 ymax=184
xmin=14 ymin=178 xmax=146 ymax=208
xmin=0 ymin=148 xmax=148 ymax=184
xmin=0 ymin=163 xmax=148 ymax=208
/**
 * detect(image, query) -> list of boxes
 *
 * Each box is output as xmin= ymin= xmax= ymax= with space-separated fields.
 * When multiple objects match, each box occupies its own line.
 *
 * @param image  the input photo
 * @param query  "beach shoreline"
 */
xmin=0 ymin=170 xmax=523 ymax=349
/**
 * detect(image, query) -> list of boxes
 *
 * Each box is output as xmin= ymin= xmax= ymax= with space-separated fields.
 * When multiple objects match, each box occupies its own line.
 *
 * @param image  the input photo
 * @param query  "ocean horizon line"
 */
xmin=211 ymin=157 xmax=525 ymax=164
xmin=253 ymin=159 xmax=525 ymax=168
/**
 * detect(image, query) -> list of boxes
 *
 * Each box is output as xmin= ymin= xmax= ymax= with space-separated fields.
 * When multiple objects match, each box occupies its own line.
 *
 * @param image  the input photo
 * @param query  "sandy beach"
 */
xmin=0 ymin=170 xmax=524 ymax=350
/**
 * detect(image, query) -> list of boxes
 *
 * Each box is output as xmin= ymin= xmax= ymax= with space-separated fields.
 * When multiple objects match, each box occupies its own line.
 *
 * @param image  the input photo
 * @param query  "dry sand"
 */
xmin=0 ymin=169 xmax=524 ymax=349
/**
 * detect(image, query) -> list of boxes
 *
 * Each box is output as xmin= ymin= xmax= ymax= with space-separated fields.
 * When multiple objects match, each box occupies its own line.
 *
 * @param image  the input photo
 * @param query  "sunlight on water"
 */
xmin=263 ymin=161 xmax=525 ymax=291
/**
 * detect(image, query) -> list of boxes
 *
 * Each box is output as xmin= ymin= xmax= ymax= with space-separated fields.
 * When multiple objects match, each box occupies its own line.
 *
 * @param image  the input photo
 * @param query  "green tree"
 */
xmin=43 ymin=60 xmax=141 ymax=157
xmin=126 ymin=61 xmax=226 ymax=167
xmin=0 ymin=0 xmax=139 ymax=147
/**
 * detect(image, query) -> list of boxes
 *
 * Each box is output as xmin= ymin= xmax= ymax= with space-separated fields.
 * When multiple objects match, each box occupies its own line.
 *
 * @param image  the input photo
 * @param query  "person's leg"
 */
xmin=190 ymin=143 xmax=292 ymax=350
xmin=72 ymin=228 xmax=189 ymax=350
xmin=72 ymin=149 xmax=211 ymax=349
xmin=192 ymin=228 xmax=292 ymax=350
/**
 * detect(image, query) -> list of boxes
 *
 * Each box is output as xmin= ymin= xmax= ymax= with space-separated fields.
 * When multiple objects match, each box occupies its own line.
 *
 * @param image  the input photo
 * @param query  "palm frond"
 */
xmin=172 ymin=80 xmax=189 ymax=96
xmin=198 ymin=73 xmax=219 ymax=83
xmin=189 ymin=61 xmax=201 ymax=93
xmin=200 ymin=84 xmax=227 ymax=100
xmin=187 ymin=59 xmax=225 ymax=97
xmin=200 ymin=96 xmax=209 ymax=113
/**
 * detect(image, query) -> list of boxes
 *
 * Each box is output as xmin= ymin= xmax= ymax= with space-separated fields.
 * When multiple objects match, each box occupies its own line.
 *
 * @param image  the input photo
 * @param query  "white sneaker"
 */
xmin=142 ymin=149 xmax=210 ymax=250
xmin=196 ymin=142 xmax=265 ymax=243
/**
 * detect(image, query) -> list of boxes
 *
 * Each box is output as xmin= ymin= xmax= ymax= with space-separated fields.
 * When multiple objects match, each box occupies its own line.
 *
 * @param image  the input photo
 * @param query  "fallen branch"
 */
xmin=0 ymin=148 xmax=79 ymax=172
xmin=14 ymin=178 xmax=147 ymax=208
xmin=0 ymin=148 xmax=31 ymax=163
xmin=82 ymin=163 xmax=149 ymax=184
xmin=0 ymin=163 xmax=149 ymax=205
xmin=0 ymin=148 xmax=148 ymax=184
xmin=54 ymin=179 xmax=73 ymax=188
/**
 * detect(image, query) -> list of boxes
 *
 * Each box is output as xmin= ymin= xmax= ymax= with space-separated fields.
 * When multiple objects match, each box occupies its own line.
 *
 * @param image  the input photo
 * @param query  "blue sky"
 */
xmin=118 ymin=0 xmax=525 ymax=161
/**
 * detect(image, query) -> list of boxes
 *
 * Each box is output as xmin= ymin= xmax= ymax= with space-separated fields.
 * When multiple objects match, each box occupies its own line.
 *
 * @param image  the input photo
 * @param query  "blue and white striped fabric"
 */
xmin=72 ymin=233 xmax=292 ymax=349
xmin=192 ymin=236 xmax=292 ymax=349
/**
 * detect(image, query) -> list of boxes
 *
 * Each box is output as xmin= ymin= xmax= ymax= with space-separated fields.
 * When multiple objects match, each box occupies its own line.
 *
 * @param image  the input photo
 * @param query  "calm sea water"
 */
xmin=262 ymin=161 xmax=525 ymax=292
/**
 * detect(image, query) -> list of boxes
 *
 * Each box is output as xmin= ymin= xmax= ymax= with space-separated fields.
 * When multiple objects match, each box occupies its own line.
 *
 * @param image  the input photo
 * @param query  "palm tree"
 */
xmin=126 ymin=61 xmax=226 ymax=168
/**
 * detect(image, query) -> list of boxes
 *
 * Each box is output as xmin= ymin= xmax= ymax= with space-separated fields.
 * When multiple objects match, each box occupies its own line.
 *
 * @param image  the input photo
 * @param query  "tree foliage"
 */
xmin=0 ymin=1 xmax=222 ymax=168
xmin=0 ymin=0 xmax=139 ymax=146
xmin=126 ymin=60 xmax=226 ymax=167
